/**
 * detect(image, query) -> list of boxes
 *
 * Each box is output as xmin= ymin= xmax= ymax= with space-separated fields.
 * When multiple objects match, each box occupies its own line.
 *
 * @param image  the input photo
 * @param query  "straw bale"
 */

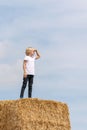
xmin=0 ymin=98 xmax=71 ymax=130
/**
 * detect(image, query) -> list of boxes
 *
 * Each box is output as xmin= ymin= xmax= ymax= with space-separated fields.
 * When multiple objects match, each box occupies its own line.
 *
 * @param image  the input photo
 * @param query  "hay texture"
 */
xmin=0 ymin=98 xmax=71 ymax=130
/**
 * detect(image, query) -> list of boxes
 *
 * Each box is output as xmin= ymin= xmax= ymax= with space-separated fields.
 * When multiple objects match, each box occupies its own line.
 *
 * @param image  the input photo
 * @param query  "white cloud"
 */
xmin=0 ymin=60 xmax=22 ymax=87
xmin=65 ymin=0 xmax=87 ymax=10
xmin=70 ymin=102 xmax=87 ymax=130
xmin=0 ymin=0 xmax=57 ymax=6
xmin=0 ymin=42 xmax=10 ymax=59
xmin=0 ymin=0 xmax=87 ymax=42
xmin=0 ymin=0 xmax=87 ymax=11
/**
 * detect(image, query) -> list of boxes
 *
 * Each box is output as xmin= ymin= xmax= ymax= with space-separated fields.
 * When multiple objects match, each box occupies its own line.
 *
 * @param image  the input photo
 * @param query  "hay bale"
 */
xmin=0 ymin=98 xmax=71 ymax=130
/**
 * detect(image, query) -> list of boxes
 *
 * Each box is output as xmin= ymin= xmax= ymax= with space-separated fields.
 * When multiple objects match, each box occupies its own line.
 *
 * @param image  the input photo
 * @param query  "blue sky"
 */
xmin=0 ymin=0 xmax=87 ymax=129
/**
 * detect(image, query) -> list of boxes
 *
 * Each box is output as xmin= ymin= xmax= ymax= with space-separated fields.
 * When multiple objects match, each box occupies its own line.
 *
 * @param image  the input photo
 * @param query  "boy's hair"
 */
xmin=25 ymin=47 xmax=33 ymax=56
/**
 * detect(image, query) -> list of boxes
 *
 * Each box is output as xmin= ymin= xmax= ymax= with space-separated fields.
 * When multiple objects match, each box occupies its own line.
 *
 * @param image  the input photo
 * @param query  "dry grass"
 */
xmin=0 ymin=98 xmax=71 ymax=130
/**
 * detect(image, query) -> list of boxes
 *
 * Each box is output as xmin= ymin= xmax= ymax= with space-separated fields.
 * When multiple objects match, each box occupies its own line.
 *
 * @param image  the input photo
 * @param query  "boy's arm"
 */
xmin=23 ymin=60 xmax=27 ymax=77
xmin=34 ymin=49 xmax=40 ymax=60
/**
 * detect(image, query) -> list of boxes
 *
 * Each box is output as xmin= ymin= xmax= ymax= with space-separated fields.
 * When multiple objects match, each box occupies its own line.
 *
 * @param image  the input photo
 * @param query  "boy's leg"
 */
xmin=28 ymin=75 xmax=34 ymax=98
xmin=20 ymin=77 xmax=27 ymax=98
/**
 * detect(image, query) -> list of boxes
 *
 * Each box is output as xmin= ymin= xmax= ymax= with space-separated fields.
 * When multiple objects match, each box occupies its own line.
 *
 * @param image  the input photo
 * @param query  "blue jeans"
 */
xmin=20 ymin=75 xmax=34 ymax=98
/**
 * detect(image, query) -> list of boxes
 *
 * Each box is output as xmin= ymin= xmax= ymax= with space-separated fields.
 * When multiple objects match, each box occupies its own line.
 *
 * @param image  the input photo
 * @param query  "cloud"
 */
xmin=0 ymin=0 xmax=57 ymax=6
xmin=64 ymin=0 xmax=87 ymax=10
xmin=0 ymin=0 xmax=87 ymax=43
xmin=0 ymin=42 xmax=10 ymax=59
xmin=0 ymin=0 xmax=87 ymax=10
xmin=70 ymin=101 xmax=87 ymax=130
xmin=0 ymin=60 xmax=22 ymax=87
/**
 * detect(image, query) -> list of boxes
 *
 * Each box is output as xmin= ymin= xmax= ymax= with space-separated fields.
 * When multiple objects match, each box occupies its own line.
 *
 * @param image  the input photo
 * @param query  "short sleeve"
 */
xmin=24 ymin=56 xmax=29 ymax=61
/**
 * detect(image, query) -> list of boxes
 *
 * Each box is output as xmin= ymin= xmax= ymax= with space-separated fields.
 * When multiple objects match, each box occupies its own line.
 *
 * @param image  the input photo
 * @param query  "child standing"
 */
xmin=20 ymin=47 xmax=40 ymax=98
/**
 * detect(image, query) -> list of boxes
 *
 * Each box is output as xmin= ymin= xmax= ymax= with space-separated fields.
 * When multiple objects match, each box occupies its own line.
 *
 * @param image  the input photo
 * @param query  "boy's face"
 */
xmin=30 ymin=49 xmax=34 ymax=55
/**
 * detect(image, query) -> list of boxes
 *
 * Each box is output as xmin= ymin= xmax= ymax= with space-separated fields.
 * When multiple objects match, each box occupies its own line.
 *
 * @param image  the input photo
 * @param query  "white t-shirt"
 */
xmin=24 ymin=55 xmax=36 ymax=75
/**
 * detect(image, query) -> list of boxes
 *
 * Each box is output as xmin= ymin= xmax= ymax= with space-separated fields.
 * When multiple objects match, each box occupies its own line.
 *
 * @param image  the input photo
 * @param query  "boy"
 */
xmin=20 ymin=47 xmax=40 ymax=98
